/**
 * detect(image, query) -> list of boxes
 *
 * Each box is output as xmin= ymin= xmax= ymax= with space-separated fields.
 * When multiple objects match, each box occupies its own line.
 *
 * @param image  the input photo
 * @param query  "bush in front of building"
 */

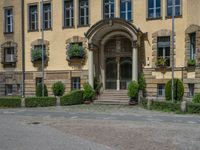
xmin=60 ymin=90 xmax=84 ymax=106
xmin=128 ymin=81 xmax=139 ymax=101
xmin=52 ymin=81 xmax=65 ymax=97
xmin=187 ymin=102 xmax=200 ymax=114
xmin=83 ymin=83 xmax=95 ymax=101
xmin=0 ymin=97 xmax=21 ymax=108
xmin=138 ymin=73 xmax=146 ymax=91
xmin=150 ymin=100 xmax=181 ymax=112
xmin=165 ymin=79 xmax=184 ymax=102
xmin=36 ymin=83 xmax=48 ymax=97
xmin=192 ymin=93 xmax=200 ymax=104
xmin=25 ymin=97 xmax=56 ymax=107
xmin=94 ymin=77 xmax=103 ymax=96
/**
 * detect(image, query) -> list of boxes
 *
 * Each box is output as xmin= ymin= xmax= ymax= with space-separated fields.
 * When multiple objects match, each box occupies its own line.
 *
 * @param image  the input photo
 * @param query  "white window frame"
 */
xmin=79 ymin=0 xmax=89 ymax=26
xmin=72 ymin=77 xmax=81 ymax=90
xmin=29 ymin=5 xmax=38 ymax=31
xmin=104 ymin=0 xmax=115 ymax=19
xmin=148 ymin=0 xmax=161 ymax=19
xmin=64 ymin=0 xmax=74 ymax=27
xmin=120 ymin=0 xmax=132 ymax=21
xmin=157 ymin=84 xmax=165 ymax=97
xmin=43 ymin=3 xmax=51 ymax=29
xmin=4 ymin=8 xmax=13 ymax=33
xmin=167 ymin=0 xmax=181 ymax=17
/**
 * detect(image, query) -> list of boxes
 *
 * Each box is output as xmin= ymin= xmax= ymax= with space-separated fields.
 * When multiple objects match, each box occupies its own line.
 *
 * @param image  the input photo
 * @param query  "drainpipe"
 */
xmin=21 ymin=0 xmax=25 ymax=98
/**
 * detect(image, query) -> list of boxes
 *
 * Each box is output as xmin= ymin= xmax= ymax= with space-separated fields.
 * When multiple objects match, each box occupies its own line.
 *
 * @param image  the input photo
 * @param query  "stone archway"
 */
xmin=85 ymin=18 xmax=142 ymax=89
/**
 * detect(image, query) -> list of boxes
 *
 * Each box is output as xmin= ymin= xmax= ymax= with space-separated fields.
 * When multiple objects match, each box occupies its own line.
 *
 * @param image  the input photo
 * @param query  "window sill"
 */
xmin=146 ymin=17 xmax=162 ymax=21
xmin=4 ymin=32 xmax=14 ymax=35
xmin=28 ymin=29 xmax=39 ymax=33
xmin=165 ymin=15 xmax=183 ymax=19
xmin=63 ymin=26 xmax=75 ymax=29
xmin=77 ymin=24 xmax=90 ymax=28
xmin=41 ymin=28 xmax=52 ymax=31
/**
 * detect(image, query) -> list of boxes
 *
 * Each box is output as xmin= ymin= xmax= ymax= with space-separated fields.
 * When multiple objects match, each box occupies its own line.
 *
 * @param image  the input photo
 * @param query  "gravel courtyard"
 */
xmin=0 ymin=105 xmax=200 ymax=150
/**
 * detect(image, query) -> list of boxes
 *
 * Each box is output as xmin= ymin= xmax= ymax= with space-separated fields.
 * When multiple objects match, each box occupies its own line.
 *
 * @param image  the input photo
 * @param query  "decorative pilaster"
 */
xmin=132 ymin=45 xmax=138 ymax=81
xmin=88 ymin=44 xmax=94 ymax=88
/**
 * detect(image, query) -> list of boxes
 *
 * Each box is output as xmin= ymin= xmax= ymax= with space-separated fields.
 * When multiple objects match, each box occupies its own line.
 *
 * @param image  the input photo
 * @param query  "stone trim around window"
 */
xmin=185 ymin=24 xmax=200 ymax=67
xmin=0 ymin=41 xmax=18 ymax=67
xmin=152 ymin=29 xmax=176 ymax=68
xmin=31 ymin=39 xmax=50 ymax=66
xmin=66 ymin=36 xmax=87 ymax=66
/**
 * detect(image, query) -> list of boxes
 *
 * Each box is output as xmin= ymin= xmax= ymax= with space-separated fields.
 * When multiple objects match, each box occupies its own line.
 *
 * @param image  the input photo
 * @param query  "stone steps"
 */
xmin=94 ymin=90 xmax=129 ymax=105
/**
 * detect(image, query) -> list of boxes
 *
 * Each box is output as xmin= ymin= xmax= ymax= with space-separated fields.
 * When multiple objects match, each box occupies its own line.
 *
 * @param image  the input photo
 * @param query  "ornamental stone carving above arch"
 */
xmin=1 ymin=41 xmax=18 ymax=67
xmin=31 ymin=39 xmax=50 ymax=66
xmin=152 ymin=29 xmax=176 ymax=68
xmin=66 ymin=36 xmax=88 ymax=65
xmin=185 ymin=24 xmax=200 ymax=67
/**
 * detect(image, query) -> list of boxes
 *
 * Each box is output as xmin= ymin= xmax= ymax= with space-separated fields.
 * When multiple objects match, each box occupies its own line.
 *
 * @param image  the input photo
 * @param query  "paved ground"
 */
xmin=0 ymin=105 xmax=200 ymax=150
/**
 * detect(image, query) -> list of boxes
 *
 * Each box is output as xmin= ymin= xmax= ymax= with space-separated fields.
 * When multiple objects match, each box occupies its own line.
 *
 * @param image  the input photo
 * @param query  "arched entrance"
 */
xmin=104 ymin=36 xmax=132 ymax=90
xmin=85 ymin=18 xmax=142 ymax=90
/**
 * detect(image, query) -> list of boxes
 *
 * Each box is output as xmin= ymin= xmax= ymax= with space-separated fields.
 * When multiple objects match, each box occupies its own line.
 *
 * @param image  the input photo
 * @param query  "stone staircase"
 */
xmin=94 ymin=90 xmax=129 ymax=105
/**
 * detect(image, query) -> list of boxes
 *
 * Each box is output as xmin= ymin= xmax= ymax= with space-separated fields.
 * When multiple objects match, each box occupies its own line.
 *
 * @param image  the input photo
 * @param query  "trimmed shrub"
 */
xmin=140 ymin=98 xmax=148 ymax=109
xmin=25 ymin=97 xmax=56 ymax=107
xmin=60 ymin=90 xmax=84 ymax=106
xmin=165 ymin=79 xmax=184 ymax=102
xmin=83 ymin=83 xmax=95 ymax=101
xmin=36 ymin=83 xmax=48 ymax=97
xmin=187 ymin=102 xmax=200 ymax=114
xmin=138 ymin=73 xmax=146 ymax=91
xmin=193 ymin=93 xmax=200 ymax=104
xmin=68 ymin=44 xmax=85 ymax=59
xmin=150 ymin=101 xmax=181 ymax=112
xmin=94 ymin=77 xmax=103 ymax=96
xmin=0 ymin=97 xmax=21 ymax=108
xmin=52 ymin=81 xmax=65 ymax=96
xmin=128 ymin=81 xmax=139 ymax=99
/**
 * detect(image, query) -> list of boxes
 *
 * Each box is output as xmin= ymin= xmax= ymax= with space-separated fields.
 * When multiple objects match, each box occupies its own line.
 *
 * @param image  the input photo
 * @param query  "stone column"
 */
xmin=88 ymin=50 xmax=94 ymax=88
xmin=100 ymin=45 xmax=105 ymax=90
xmin=132 ymin=46 xmax=138 ymax=81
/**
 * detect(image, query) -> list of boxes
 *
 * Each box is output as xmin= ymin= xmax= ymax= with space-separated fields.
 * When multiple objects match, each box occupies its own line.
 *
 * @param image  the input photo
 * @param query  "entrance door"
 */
xmin=105 ymin=58 xmax=117 ymax=89
xmin=120 ymin=57 xmax=132 ymax=90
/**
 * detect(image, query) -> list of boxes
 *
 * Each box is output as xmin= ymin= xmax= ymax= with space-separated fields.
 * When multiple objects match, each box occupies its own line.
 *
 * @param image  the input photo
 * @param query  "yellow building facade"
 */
xmin=0 ymin=0 xmax=200 ymax=99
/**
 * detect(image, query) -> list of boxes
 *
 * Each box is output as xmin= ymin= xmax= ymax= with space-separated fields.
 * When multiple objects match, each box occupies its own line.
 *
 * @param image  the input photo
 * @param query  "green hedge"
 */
xmin=61 ymin=90 xmax=83 ymax=106
xmin=150 ymin=101 xmax=181 ymax=112
xmin=0 ymin=97 xmax=21 ymax=108
xmin=187 ymin=103 xmax=200 ymax=114
xmin=25 ymin=97 xmax=56 ymax=107
xmin=140 ymin=98 xmax=148 ymax=109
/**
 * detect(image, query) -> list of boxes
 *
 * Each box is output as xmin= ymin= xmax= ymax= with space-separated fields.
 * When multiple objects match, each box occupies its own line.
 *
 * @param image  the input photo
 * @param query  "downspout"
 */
xmin=21 ymin=0 xmax=25 ymax=97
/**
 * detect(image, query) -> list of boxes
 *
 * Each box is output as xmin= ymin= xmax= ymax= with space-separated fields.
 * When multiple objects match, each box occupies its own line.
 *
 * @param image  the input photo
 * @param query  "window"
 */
xmin=64 ymin=0 xmax=74 ymax=27
xmin=167 ymin=0 xmax=181 ymax=17
xmin=188 ymin=84 xmax=195 ymax=97
xmin=157 ymin=36 xmax=170 ymax=66
xmin=71 ymin=77 xmax=81 ymax=90
xmin=5 ymin=84 xmax=13 ymax=96
xmin=79 ymin=0 xmax=89 ymax=26
xmin=43 ymin=3 xmax=51 ymax=29
xmin=29 ymin=5 xmax=38 ymax=31
xmin=148 ymin=0 xmax=161 ymax=19
xmin=189 ymin=33 xmax=196 ymax=60
xmin=4 ymin=8 xmax=13 ymax=33
xmin=4 ymin=47 xmax=15 ymax=63
xmin=157 ymin=84 xmax=165 ymax=97
xmin=120 ymin=0 xmax=132 ymax=21
xmin=104 ymin=0 xmax=115 ymax=19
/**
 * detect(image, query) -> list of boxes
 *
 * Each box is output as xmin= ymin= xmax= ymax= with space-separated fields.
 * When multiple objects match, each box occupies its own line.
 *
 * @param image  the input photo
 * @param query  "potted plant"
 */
xmin=31 ymin=48 xmax=47 ymax=63
xmin=187 ymin=59 xmax=196 ymax=67
xmin=156 ymin=57 xmax=167 ymax=67
xmin=68 ymin=44 xmax=85 ymax=59
xmin=128 ymin=81 xmax=139 ymax=105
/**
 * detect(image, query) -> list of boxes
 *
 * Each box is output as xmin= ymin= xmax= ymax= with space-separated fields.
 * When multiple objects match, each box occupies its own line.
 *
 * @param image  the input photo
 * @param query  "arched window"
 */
xmin=120 ymin=0 xmax=132 ymax=21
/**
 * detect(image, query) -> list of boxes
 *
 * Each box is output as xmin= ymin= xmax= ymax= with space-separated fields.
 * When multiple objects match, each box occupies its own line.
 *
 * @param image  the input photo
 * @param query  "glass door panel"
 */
xmin=106 ymin=57 xmax=117 ymax=89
